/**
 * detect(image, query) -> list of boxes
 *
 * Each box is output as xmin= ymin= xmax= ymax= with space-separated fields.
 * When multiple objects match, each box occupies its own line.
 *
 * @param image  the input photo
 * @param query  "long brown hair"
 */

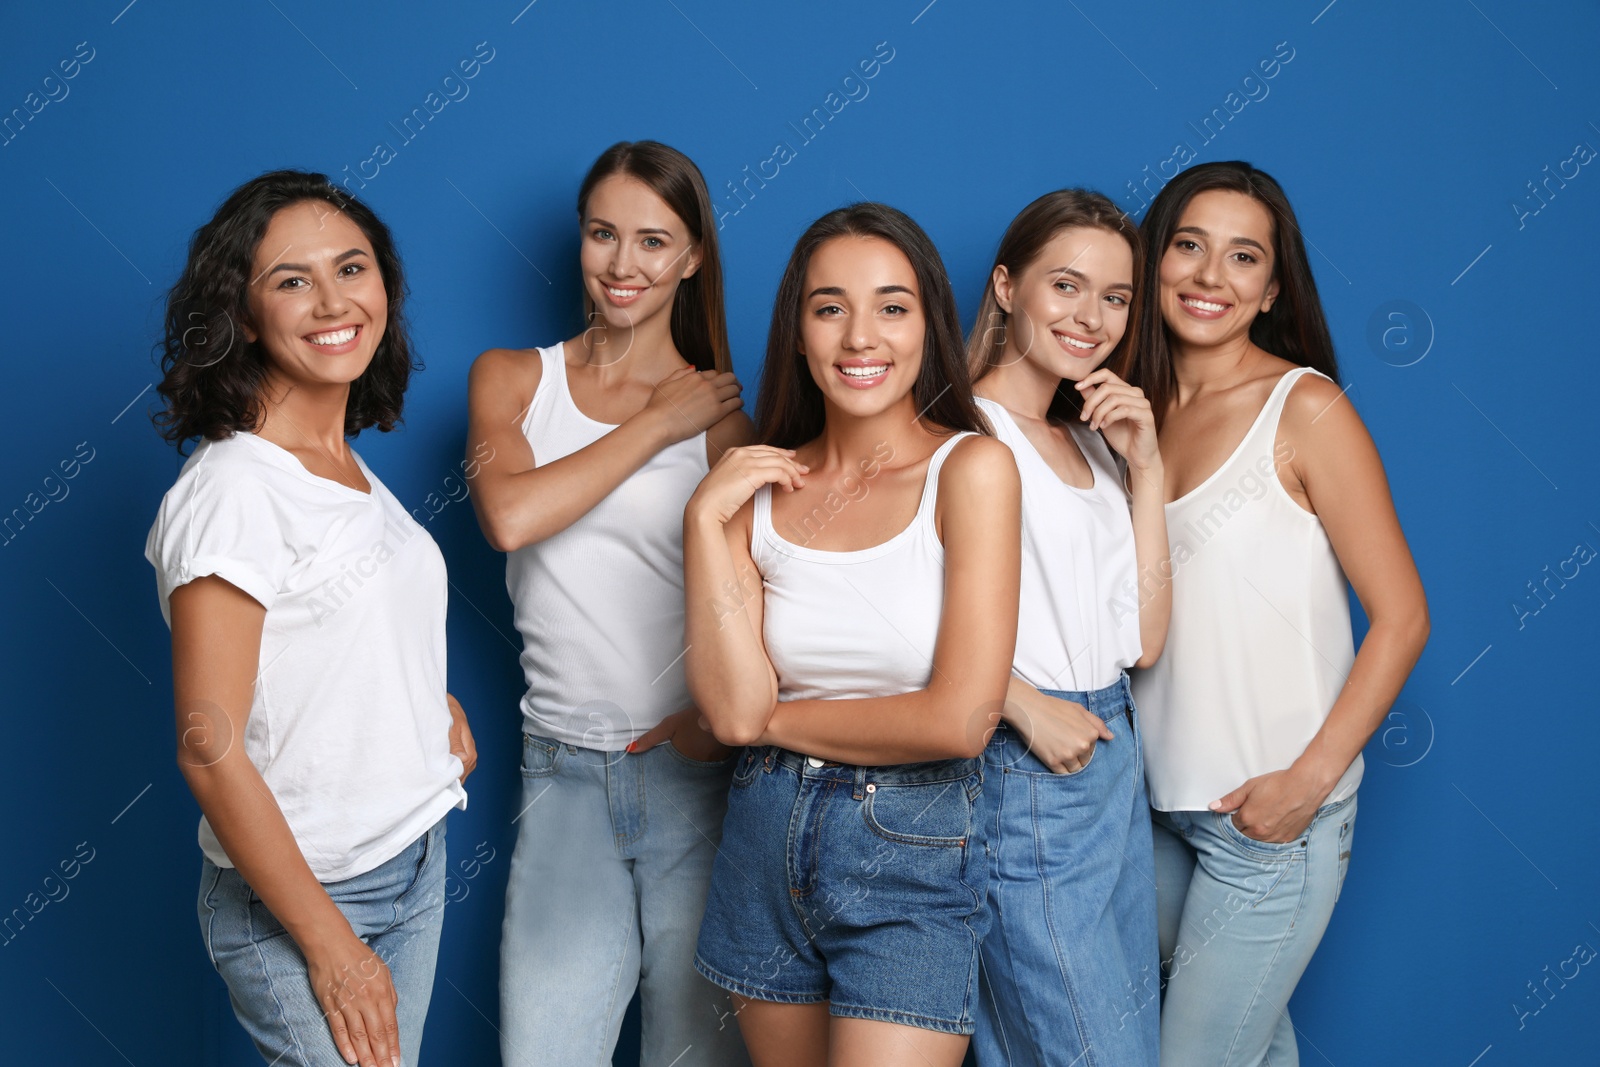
xmin=754 ymin=202 xmax=985 ymax=449
xmin=1129 ymin=161 xmax=1340 ymax=424
xmin=576 ymin=140 xmax=730 ymax=373
xmin=966 ymin=188 xmax=1143 ymax=424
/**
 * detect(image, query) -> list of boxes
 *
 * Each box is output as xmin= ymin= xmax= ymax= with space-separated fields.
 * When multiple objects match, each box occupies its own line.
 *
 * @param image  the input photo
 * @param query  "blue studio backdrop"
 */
xmin=2 ymin=1 xmax=1597 ymax=1064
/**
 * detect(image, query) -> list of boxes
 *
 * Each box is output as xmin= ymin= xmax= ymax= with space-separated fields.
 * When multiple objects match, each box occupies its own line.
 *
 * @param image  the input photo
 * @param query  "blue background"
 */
xmin=2 ymin=1 xmax=1596 ymax=1063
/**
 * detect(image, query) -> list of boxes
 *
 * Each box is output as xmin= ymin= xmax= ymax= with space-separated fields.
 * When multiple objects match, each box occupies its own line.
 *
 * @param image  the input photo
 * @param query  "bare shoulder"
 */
xmin=707 ymin=410 xmax=757 ymax=457
xmin=1282 ymin=370 xmax=1368 ymax=440
xmin=939 ymin=433 xmax=1020 ymax=497
xmin=470 ymin=346 xmax=541 ymax=390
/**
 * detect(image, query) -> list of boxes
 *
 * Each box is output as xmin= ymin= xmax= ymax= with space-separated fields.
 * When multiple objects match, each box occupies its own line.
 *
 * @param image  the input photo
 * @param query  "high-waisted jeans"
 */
xmin=972 ymin=673 xmax=1160 ymax=1067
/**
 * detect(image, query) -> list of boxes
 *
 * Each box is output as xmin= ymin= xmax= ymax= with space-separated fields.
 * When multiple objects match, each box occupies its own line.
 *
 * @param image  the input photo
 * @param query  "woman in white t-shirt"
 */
xmin=964 ymin=189 xmax=1171 ymax=1067
xmin=465 ymin=141 xmax=752 ymax=1066
xmin=1127 ymin=161 xmax=1428 ymax=1066
xmin=146 ymin=171 xmax=473 ymax=1067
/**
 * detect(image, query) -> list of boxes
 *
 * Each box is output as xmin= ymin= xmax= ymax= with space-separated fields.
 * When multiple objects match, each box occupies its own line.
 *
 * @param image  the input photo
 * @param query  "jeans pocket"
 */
xmin=862 ymin=777 xmax=973 ymax=848
xmin=1216 ymin=810 xmax=1305 ymax=858
xmin=665 ymin=736 xmax=739 ymax=769
xmin=731 ymin=747 xmax=764 ymax=788
xmin=520 ymin=734 xmax=563 ymax=779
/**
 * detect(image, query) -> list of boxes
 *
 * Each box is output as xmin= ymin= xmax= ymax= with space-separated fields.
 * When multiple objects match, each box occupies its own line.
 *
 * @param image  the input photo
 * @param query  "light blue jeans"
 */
xmin=500 ymin=733 xmax=750 ymax=1066
xmin=972 ymin=674 xmax=1160 ymax=1067
xmin=1152 ymin=793 xmax=1357 ymax=1067
xmin=198 ymin=816 xmax=448 ymax=1066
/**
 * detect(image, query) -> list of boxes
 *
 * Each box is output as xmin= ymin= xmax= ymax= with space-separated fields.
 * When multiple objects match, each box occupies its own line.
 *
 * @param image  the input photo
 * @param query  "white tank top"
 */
xmin=753 ymin=433 xmax=973 ymax=702
xmin=1133 ymin=366 xmax=1363 ymax=811
xmin=505 ymin=342 xmax=710 ymax=749
xmin=976 ymin=397 xmax=1142 ymax=692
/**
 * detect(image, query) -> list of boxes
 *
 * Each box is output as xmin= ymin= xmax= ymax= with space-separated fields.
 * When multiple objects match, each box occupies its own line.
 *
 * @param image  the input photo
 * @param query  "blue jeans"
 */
xmin=1152 ymin=793 xmax=1357 ymax=1067
xmin=972 ymin=674 xmax=1160 ymax=1067
xmin=198 ymin=816 xmax=448 ymax=1066
xmin=499 ymin=733 xmax=750 ymax=1066
xmin=695 ymin=748 xmax=991 ymax=1035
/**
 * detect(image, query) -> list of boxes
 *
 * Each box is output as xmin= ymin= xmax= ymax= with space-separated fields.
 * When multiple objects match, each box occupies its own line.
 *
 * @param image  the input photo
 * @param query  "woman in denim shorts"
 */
xmin=681 ymin=202 xmax=1023 ymax=1065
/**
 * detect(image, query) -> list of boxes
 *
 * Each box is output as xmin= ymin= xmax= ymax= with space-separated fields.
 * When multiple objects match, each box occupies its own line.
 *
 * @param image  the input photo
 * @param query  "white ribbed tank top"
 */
xmin=505 ymin=342 xmax=710 ymax=749
xmin=1133 ymin=367 xmax=1363 ymax=811
xmin=753 ymin=433 xmax=973 ymax=701
xmin=976 ymin=397 xmax=1142 ymax=692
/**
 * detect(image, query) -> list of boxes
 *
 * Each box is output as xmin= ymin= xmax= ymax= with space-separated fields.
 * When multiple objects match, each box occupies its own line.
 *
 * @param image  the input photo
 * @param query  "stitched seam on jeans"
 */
xmin=200 ymin=864 xmax=224 ymax=970
xmin=247 ymin=887 xmax=309 ymax=1063
xmin=594 ymin=904 xmax=638 ymax=1063
xmin=1222 ymin=855 xmax=1309 ymax=1061
xmin=1033 ymin=772 xmax=1098 ymax=1065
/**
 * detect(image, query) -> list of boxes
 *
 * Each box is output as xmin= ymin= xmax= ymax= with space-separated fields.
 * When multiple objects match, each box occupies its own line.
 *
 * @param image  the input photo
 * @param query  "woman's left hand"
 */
xmin=1076 ymin=369 xmax=1160 ymax=473
xmin=447 ymin=693 xmax=477 ymax=783
xmin=1211 ymin=768 xmax=1328 ymax=844
xmin=626 ymin=706 xmax=735 ymax=763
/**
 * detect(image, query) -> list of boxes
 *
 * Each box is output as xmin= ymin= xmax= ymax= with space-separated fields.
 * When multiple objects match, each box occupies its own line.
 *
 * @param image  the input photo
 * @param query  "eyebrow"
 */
xmin=1174 ymin=225 xmax=1267 ymax=254
xmin=1048 ymin=266 xmax=1134 ymax=293
xmin=588 ymin=216 xmax=673 ymax=237
xmin=806 ymin=284 xmax=917 ymax=299
xmin=267 ymin=248 xmax=368 ymax=276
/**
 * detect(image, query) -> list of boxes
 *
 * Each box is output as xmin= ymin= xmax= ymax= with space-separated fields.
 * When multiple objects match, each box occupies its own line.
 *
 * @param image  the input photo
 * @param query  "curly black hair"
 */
xmin=152 ymin=170 xmax=417 ymax=451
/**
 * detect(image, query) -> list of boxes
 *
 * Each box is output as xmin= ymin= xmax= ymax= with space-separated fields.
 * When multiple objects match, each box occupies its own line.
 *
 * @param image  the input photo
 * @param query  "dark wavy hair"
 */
xmin=1128 ymin=161 xmax=1339 ymax=424
xmin=755 ymin=202 xmax=985 ymax=449
xmin=967 ymin=188 xmax=1143 ymax=423
xmin=577 ymin=141 xmax=730 ymax=373
xmin=152 ymin=170 xmax=416 ymax=451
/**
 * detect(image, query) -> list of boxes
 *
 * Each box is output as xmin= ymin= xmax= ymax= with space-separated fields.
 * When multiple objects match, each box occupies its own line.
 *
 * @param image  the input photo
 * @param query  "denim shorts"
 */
xmin=693 ymin=747 xmax=991 ymax=1035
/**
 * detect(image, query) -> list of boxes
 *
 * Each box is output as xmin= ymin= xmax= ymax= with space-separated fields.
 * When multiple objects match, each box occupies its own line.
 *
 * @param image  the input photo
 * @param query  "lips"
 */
xmin=602 ymin=282 xmax=648 ymax=306
xmin=835 ymin=359 xmax=890 ymax=389
xmin=1052 ymin=329 xmax=1101 ymax=357
xmin=1178 ymin=293 xmax=1232 ymax=319
xmin=303 ymin=324 xmax=362 ymax=353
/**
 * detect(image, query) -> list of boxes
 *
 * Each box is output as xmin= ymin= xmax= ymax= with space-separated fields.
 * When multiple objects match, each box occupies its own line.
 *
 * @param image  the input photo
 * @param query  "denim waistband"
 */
xmin=766 ymin=747 xmax=980 ymax=786
xmin=1036 ymin=671 xmax=1133 ymax=725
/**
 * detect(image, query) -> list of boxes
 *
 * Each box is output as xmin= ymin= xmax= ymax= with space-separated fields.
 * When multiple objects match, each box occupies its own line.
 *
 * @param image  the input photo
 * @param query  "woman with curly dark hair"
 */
xmin=144 ymin=170 xmax=475 ymax=1067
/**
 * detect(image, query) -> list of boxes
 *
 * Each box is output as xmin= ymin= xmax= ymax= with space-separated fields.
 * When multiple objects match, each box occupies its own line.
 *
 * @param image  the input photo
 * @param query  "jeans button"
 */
xmin=806 ymin=756 xmax=823 ymax=768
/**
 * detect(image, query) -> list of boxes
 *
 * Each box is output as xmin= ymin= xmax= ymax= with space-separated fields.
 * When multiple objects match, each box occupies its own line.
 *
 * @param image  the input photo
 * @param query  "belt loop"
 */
xmin=853 ymin=764 xmax=868 ymax=801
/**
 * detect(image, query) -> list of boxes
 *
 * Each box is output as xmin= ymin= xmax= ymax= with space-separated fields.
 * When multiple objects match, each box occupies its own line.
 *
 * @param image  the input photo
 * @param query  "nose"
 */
xmin=610 ymin=239 xmax=638 ymax=281
xmin=843 ymin=310 xmax=880 ymax=352
xmin=314 ymin=268 xmax=352 ymax=317
xmin=1193 ymin=249 xmax=1224 ymax=289
xmin=1074 ymin=297 xmax=1103 ymax=334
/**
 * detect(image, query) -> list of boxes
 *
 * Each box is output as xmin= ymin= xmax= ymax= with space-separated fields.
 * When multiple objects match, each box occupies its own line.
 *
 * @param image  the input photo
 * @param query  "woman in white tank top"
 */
xmin=1127 ymin=162 xmax=1429 ymax=1067
xmin=466 ymin=142 xmax=753 ymax=1066
xmin=683 ymin=203 xmax=1022 ymax=1066
xmin=964 ymin=189 xmax=1172 ymax=1067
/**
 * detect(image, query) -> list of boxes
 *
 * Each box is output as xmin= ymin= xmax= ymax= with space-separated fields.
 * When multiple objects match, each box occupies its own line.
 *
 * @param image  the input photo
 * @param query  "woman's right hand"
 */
xmin=306 ymin=929 xmax=401 ymax=1067
xmin=642 ymin=366 xmax=743 ymax=444
xmin=686 ymin=445 xmax=809 ymax=527
xmin=1002 ymin=678 xmax=1114 ymax=774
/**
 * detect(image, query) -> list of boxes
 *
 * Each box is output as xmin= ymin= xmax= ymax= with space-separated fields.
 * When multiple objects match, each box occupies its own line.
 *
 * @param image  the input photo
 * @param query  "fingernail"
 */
xmin=625 ymin=742 xmax=636 ymax=753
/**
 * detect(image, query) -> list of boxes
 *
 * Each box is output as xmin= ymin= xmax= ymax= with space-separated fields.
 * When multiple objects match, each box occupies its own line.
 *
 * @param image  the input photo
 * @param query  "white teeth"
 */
xmin=308 ymin=327 xmax=357 ymax=345
xmin=840 ymin=364 xmax=888 ymax=378
xmin=1055 ymin=332 xmax=1096 ymax=350
xmin=1184 ymin=297 xmax=1227 ymax=312
xmin=607 ymin=286 xmax=644 ymax=298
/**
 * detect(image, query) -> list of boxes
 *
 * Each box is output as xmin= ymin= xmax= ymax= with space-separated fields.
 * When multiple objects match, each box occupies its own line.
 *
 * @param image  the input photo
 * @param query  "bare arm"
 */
xmin=757 ymin=436 xmax=1022 ymax=763
xmin=466 ymin=347 xmax=742 ymax=552
xmin=1215 ymin=376 xmax=1429 ymax=838
xmin=683 ymin=445 xmax=808 ymax=746
xmin=171 ymin=576 xmax=400 ymax=1067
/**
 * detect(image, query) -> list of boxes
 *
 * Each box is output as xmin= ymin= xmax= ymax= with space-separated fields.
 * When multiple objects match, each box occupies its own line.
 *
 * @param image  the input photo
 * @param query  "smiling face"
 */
xmin=242 ymin=200 xmax=387 ymax=390
xmin=797 ymin=235 xmax=926 ymax=419
xmin=580 ymin=174 xmax=701 ymax=333
xmin=995 ymin=225 xmax=1134 ymax=384
xmin=1157 ymin=188 xmax=1280 ymax=351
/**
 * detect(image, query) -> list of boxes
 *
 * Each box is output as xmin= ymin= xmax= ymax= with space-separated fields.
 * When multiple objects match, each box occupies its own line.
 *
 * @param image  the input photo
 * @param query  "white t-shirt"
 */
xmin=145 ymin=432 xmax=466 ymax=881
xmin=977 ymin=398 xmax=1142 ymax=692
